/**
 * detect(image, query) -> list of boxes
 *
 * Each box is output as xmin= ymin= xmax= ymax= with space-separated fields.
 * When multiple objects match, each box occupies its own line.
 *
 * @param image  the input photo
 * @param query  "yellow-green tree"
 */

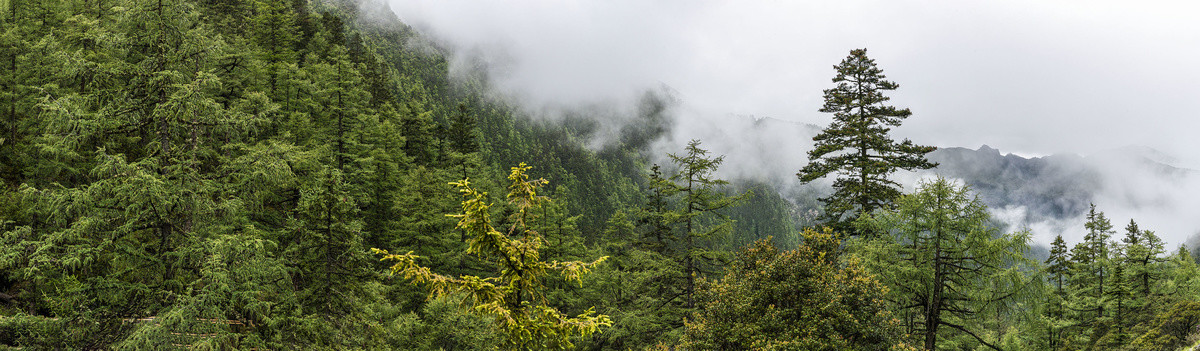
xmin=374 ymin=163 xmax=610 ymax=349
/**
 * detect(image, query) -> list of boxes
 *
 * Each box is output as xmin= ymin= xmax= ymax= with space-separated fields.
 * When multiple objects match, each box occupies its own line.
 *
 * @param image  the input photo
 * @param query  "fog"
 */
xmin=381 ymin=0 xmax=1200 ymax=246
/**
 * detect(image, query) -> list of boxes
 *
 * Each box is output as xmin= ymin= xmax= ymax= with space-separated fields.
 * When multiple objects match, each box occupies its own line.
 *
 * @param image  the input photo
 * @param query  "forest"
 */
xmin=2 ymin=0 xmax=1200 ymax=350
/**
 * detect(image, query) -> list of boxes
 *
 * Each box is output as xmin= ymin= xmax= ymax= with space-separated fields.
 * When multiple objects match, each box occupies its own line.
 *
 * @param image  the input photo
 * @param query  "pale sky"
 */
xmin=385 ymin=0 xmax=1200 ymax=162
xmin=382 ymin=0 xmax=1200 ymax=245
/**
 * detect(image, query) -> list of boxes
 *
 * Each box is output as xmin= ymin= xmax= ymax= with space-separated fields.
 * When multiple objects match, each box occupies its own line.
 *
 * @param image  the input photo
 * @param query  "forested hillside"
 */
xmin=2 ymin=0 xmax=1200 ymax=350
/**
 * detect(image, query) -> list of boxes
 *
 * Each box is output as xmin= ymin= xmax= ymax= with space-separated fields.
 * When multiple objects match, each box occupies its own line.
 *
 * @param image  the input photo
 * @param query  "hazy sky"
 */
xmin=385 ymin=0 xmax=1200 ymax=162
xmin=382 ymin=1 xmax=1200 ymax=245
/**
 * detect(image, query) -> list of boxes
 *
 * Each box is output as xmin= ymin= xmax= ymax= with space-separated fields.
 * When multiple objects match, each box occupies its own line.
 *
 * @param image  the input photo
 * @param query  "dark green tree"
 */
xmin=253 ymin=0 xmax=298 ymax=97
xmin=637 ymin=164 xmax=676 ymax=253
xmin=1072 ymin=204 xmax=1114 ymax=325
xmin=668 ymin=139 xmax=747 ymax=309
xmin=1044 ymin=234 xmax=1071 ymax=349
xmin=798 ymin=48 xmax=936 ymax=232
xmin=448 ymin=103 xmax=480 ymax=155
xmin=1124 ymin=220 xmax=1165 ymax=297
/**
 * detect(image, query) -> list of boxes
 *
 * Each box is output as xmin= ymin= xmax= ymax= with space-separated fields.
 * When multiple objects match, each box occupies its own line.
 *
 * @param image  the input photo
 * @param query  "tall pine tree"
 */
xmin=798 ymin=48 xmax=936 ymax=233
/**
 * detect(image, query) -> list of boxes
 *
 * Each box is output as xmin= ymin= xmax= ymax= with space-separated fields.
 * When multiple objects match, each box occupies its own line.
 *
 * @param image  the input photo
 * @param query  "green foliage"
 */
xmin=667 ymin=139 xmax=748 ymax=308
xmin=4 ymin=0 xmax=1200 ymax=349
xmin=375 ymin=163 xmax=611 ymax=349
xmin=1128 ymin=300 xmax=1200 ymax=351
xmin=798 ymin=48 xmax=937 ymax=232
xmin=855 ymin=177 xmax=1035 ymax=350
xmin=1066 ymin=204 xmax=1116 ymax=336
xmin=681 ymin=228 xmax=908 ymax=350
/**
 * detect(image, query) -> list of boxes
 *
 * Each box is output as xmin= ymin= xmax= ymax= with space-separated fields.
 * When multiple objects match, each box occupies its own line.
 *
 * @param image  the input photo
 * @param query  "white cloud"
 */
xmin=382 ymin=0 xmax=1200 ymax=245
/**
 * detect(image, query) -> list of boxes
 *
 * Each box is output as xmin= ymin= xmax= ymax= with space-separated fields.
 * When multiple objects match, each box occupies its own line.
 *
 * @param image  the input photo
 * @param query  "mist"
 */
xmin=380 ymin=0 xmax=1200 ymax=246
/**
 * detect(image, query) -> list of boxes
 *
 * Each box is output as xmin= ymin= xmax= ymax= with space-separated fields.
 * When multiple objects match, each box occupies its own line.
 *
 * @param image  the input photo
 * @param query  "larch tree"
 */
xmin=798 ymin=48 xmax=936 ymax=233
xmin=667 ymin=139 xmax=747 ymax=309
xmin=856 ymin=178 xmax=1033 ymax=350
xmin=374 ymin=163 xmax=611 ymax=350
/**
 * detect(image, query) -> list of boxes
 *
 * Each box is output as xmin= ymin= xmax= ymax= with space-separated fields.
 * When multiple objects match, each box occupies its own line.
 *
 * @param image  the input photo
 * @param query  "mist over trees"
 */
xmin=2 ymin=0 xmax=1200 ymax=350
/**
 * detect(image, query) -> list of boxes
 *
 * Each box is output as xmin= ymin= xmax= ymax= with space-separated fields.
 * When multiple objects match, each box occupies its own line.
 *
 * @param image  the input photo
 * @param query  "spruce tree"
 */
xmin=448 ymin=103 xmax=480 ymax=155
xmin=637 ymin=164 xmax=675 ymax=253
xmin=1045 ymin=234 xmax=1071 ymax=349
xmin=798 ymin=48 xmax=936 ymax=232
xmin=1081 ymin=204 xmax=1114 ymax=321
xmin=1124 ymin=220 xmax=1165 ymax=297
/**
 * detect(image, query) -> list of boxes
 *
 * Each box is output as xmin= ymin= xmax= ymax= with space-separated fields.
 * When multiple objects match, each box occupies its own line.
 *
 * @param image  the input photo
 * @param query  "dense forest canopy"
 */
xmin=2 ymin=0 xmax=1200 ymax=350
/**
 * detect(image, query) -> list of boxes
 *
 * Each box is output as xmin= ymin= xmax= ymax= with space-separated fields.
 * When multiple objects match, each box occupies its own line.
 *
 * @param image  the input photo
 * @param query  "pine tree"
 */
xmin=400 ymin=101 xmax=439 ymax=165
xmin=252 ymin=0 xmax=298 ymax=95
xmin=1107 ymin=244 xmax=1132 ymax=343
xmin=1047 ymin=235 xmax=1071 ymax=297
xmin=798 ymin=48 xmax=936 ymax=233
xmin=285 ymin=166 xmax=372 ymax=338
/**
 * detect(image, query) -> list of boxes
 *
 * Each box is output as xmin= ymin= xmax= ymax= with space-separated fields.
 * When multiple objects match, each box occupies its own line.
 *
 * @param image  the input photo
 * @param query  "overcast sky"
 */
xmin=385 ymin=0 xmax=1200 ymax=162
xmin=381 ymin=1 xmax=1200 ymax=245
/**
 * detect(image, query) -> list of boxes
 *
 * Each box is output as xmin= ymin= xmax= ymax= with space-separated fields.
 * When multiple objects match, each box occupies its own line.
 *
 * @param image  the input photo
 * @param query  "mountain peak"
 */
xmin=977 ymin=144 xmax=1001 ymax=155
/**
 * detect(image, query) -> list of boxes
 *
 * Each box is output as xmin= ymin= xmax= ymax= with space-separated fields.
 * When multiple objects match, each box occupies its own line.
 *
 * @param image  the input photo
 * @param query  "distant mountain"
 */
xmin=928 ymin=146 xmax=1099 ymax=222
xmin=694 ymin=116 xmax=1197 ymax=235
xmin=927 ymin=145 xmax=1197 ymax=223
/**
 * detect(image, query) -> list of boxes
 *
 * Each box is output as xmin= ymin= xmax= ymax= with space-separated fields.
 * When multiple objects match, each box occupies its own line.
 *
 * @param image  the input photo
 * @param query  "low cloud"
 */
xmin=379 ymin=0 xmax=1200 ymax=246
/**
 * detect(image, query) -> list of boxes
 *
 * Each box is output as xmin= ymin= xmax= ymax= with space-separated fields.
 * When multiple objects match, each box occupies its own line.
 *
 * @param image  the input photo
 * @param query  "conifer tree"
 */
xmin=375 ymin=163 xmax=610 ymax=349
xmin=1124 ymin=220 xmax=1165 ymax=297
xmin=682 ymin=229 xmax=903 ymax=350
xmin=285 ymin=166 xmax=374 ymax=346
xmin=798 ymin=48 xmax=936 ymax=232
xmin=400 ymin=101 xmax=439 ymax=165
xmin=1044 ymin=234 xmax=1071 ymax=349
xmin=637 ymin=164 xmax=676 ymax=254
xmin=668 ymin=139 xmax=747 ymax=309
xmin=448 ymin=103 xmax=480 ymax=155
xmin=253 ymin=0 xmax=298 ymax=95
xmin=1072 ymin=204 xmax=1114 ymax=324
xmin=1108 ymin=244 xmax=1132 ymax=342
xmin=1047 ymin=235 xmax=1071 ymax=297
xmin=856 ymin=177 xmax=1033 ymax=350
